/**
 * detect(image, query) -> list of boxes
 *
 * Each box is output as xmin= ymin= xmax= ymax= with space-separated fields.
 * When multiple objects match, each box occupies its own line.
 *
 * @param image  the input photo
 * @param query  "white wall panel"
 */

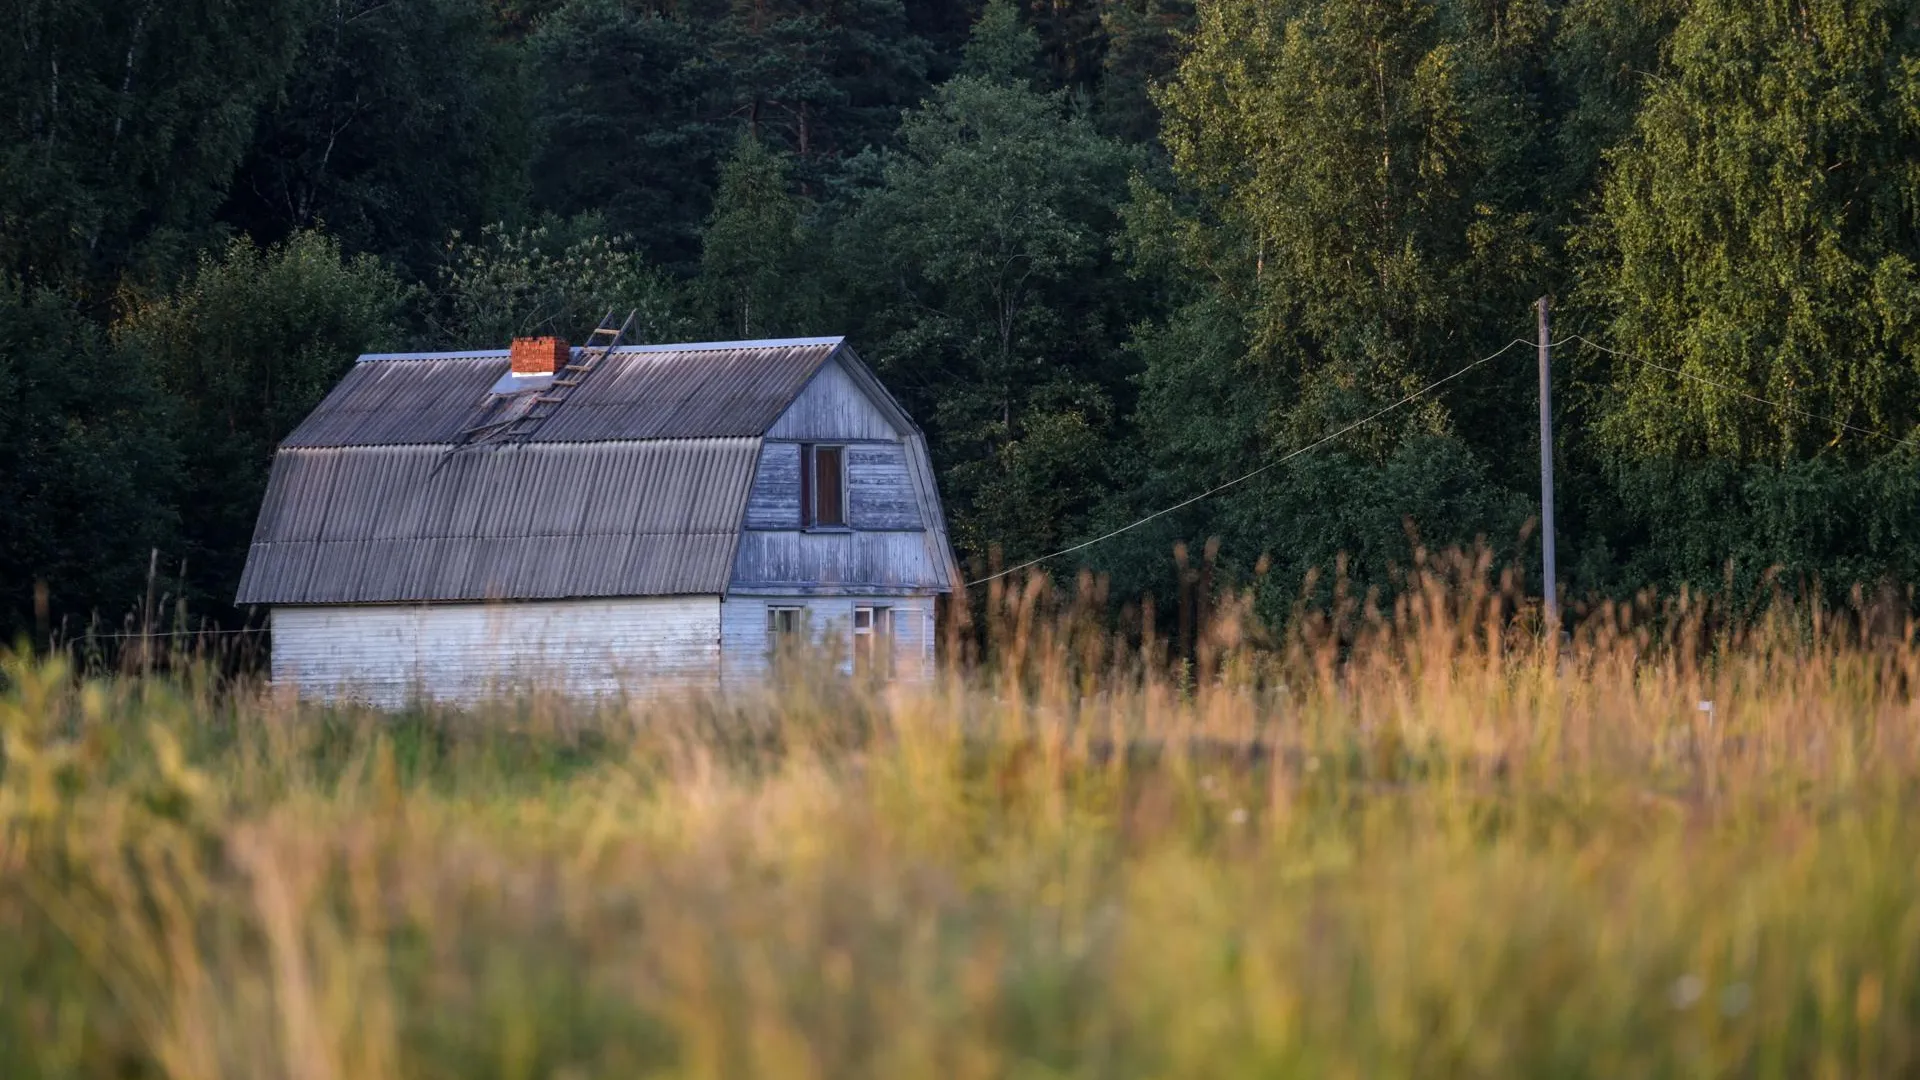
xmin=846 ymin=443 xmax=920 ymax=530
xmin=744 ymin=441 xmax=801 ymax=528
xmin=765 ymin=359 xmax=899 ymax=441
xmin=271 ymin=597 xmax=721 ymax=707
xmin=745 ymin=441 xmax=922 ymax=533
xmin=730 ymin=530 xmax=947 ymax=590
xmin=719 ymin=594 xmax=934 ymax=687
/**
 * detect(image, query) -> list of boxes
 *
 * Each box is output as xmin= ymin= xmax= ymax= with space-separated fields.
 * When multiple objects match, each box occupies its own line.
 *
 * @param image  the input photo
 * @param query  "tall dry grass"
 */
xmin=5 ymin=558 xmax=1920 ymax=1078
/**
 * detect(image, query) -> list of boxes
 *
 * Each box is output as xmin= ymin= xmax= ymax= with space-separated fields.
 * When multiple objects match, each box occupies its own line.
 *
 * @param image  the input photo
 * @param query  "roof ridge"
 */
xmin=279 ymin=436 xmax=767 ymax=451
xmin=289 ymin=338 xmax=844 ymax=448
xmin=356 ymin=336 xmax=844 ymax=363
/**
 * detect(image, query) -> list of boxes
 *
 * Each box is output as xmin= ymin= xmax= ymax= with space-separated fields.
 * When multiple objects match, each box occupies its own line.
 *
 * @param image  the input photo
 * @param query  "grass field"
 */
xmin=5 ymin=569 xmax=1920 ymax=1078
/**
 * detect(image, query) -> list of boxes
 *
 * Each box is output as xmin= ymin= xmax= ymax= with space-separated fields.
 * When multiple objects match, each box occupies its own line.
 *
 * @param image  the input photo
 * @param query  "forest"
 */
xmin=7 ymin=0 xmax=1920 ymax=640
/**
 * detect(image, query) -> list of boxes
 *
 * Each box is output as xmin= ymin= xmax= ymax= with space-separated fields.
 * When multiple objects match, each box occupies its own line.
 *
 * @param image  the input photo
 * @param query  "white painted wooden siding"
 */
xmin=765 ymin=359 xmax=899 ymax=441
xmin=731 ymin=531 xmax=948 ymax=590
xmin=271 ymin=597 xmax=722 ymax=707
xmin=846 ymin=443 xmax=920 ymax=529
xmin=720 ymin=594 xmax=935 ymax=686
xmin=744 ymin=441 xmax=802 ymax=528
xmin=745 ymin=440 xmax=922 ymax=532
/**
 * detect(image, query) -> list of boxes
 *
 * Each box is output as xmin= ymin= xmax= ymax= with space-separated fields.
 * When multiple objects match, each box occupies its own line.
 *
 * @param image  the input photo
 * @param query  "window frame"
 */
xmin=800 ymin=443 xmax=848 ymax=530
xmin=852 ymin=604 xmax=894 ymax=680
xmin=766 ymin=604 xmax=805 ymax=637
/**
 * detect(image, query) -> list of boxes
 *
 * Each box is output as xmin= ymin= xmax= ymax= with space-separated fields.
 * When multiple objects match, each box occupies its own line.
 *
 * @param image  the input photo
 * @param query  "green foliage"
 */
xmin=1096 ymin=299 xmax=1533 ymax=608
xmin=18 ymin=0 xmax=1920 ymax=631
xmin=1113 ymin=0 xmax=1556 ymax=602
xmin=1095 ymin=0 xmax=1197 ymax=141
xmin=840 ymin=12 xmax=1144 ymax=563
xmin=435 ymin=217 xmax=690 ymax=346
xmin=707 ymin=0 xmax=933 ymax=170
xmin=491 ymin=0 xmax=575 ymax=37
xmin=1546 ymin=0 xmax=1685 ymax=212
xmin=699 ymin=138 xmax=814 ymax=338
xmin=1578 ymin=0 xmax=1920 ymax=463
xmin=526 ymin=0 xmax=932 ymax=269
xmin=0 ymin=282 xmax=179 ymax=637
xmin=1586 ymin=451 xmax=1920 ymax=598
xmin=960 ymin=0 xmax=1040 ymax=85
xmin=525 ymin=0 xmax=731 ymax=268
xmin=1151 ymin=0 xmax=1551 ymax=449
xmin=117 ymin=232 xmax=408 ymax=617
xmin=0 ymin=0 xmax=316 ymax=284
xmin=221 ymin=0 xmax=531 ymax=279
xmin=13 ymin=617 xmax=1920 ymax=1075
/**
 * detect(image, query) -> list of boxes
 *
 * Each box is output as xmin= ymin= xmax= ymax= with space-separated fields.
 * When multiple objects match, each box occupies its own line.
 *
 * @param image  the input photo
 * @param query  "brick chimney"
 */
xmin=510 ymin=336 xmax=569 ymax=376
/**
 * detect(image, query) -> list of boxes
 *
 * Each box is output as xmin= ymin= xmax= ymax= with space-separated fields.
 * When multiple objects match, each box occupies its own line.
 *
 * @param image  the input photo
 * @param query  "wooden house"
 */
xmin=235 ymin=334 xmax=958 ymax=706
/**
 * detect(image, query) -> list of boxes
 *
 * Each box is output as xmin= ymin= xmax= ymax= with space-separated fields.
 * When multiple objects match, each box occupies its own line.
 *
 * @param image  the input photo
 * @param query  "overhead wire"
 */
xmin=964 ymin=336 xmax=1560 ymax=587
xmin=73 ymin=334 xmax=1913 ymax=611
xmin=965 ymin=330 xmax=1920 ymax=589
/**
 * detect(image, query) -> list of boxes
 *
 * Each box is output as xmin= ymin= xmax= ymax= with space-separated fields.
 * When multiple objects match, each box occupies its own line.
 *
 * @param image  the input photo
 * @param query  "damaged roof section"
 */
xmin=240 ymin=338 xmax=859 ymax=605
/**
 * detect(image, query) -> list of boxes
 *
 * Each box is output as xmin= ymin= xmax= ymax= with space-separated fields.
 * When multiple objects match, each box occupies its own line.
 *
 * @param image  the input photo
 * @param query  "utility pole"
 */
xmin=1537 ymin=297 xmax=1559 ymax=642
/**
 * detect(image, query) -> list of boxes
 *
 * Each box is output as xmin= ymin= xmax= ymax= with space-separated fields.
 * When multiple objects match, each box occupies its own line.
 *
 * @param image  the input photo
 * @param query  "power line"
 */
xmin=964 ymin=330 xmax=1920 ymax=590
xmin=1568 ymin=335 xmax=1920 ymax=452
xmin=965 ymin=337 xmax=1555 ymax=588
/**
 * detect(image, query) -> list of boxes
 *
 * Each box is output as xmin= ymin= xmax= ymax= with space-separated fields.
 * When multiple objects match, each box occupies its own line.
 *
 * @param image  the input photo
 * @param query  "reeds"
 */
xmin=4 ymin=556 xmax=1920 ymax=1077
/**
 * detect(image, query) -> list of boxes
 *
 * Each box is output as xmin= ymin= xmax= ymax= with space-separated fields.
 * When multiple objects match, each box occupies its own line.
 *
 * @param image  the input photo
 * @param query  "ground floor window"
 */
xmin=767 ymin=605 xmax=806 ymax=661
xmin=853 ymin=605 xmax=894 ymax=679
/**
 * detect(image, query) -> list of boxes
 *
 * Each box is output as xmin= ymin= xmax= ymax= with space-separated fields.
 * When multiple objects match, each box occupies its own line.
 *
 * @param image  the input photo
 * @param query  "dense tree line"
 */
xmin=6 ymin=0 xmax=1920 ymax=639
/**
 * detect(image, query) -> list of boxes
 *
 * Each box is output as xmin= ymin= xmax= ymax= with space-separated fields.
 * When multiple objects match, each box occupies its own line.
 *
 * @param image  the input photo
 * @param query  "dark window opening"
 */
xmin=801 ymin=445 xmax=846 ymax=528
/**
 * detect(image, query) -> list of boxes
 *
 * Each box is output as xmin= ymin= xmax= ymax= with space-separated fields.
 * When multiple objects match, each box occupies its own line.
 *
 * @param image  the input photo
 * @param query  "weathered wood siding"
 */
xmin=744 ymin=441 xmax=801 ymax=528
xmin=731 ymin=531 xmax=948 ymax=590
xmin=720 ymin=594 xmax=935 ymax=685
xmin=764 ymin=358 xmax=898 ymax=441
xmin=745 ymin=440 xmax=921 ymax=532
xmin=846 ymin=443 xmax=920 ymax=529
xmin=271 ymin=597 xmax=722 ymax=707
xmin=735 ymin=353 xmax=955 ymax=594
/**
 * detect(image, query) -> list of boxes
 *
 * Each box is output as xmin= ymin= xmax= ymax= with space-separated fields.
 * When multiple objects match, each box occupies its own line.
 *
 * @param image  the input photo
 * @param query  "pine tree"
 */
xmin=708 ymin=0 xmax=933 ymax=173
xmin=700 ymin=138 xmax=809 ymax=338
xmin=526 ymin=0 xmax=730 ymax=270
xmin=1096 ymin=0 xmax=1196 ymax=141
xmin=960 ymin=0 xmax=1040 ymax=84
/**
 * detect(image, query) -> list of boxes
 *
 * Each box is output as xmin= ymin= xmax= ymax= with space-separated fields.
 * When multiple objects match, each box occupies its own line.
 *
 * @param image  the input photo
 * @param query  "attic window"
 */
xmin=800 ymin=445 xmax=846 ymax=528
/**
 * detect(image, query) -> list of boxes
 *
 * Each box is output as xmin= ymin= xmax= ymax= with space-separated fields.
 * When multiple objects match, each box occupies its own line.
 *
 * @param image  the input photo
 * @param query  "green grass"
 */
xmin=6 ymin=577 xmax=1920 ymax=1077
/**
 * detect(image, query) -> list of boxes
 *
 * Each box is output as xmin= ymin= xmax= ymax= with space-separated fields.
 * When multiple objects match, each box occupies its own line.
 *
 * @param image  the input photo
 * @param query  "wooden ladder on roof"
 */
xmin=452 ymin=308 xmax=637 ymax=450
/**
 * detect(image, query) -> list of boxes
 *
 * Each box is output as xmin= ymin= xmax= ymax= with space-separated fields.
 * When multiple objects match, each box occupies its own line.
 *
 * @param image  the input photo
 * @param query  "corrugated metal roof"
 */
xmin=237 ymin=441 xmax=758 ymax=604
xmin=283 ymin=340 xmax=842 ymax=447
xmin=238 ymin=336 xmax=952 ymax=606
xmin=535 ymin=344 xmax=837 ymax=442
xmin=281 ymin=355 xmax=504 ymax=447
